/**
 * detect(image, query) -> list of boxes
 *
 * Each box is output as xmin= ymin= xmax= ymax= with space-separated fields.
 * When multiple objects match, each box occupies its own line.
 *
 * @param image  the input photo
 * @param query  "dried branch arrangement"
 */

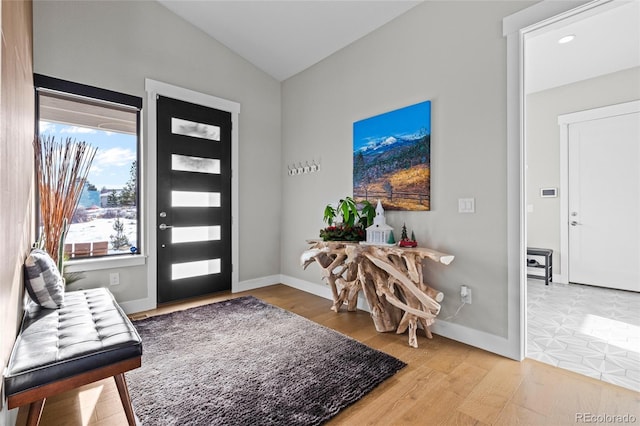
xmin=34 ymin=135 xmax=97 ymax=265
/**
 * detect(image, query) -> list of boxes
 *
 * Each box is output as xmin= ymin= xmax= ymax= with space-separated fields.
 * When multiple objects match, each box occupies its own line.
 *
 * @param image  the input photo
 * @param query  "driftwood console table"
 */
xmin=301 ymin=240 xmax=454 ymax=348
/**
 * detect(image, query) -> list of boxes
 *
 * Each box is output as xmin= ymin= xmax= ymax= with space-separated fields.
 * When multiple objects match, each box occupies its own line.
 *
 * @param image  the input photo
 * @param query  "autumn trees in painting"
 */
xmin=353 ymin=101 xmax=431 ymax=211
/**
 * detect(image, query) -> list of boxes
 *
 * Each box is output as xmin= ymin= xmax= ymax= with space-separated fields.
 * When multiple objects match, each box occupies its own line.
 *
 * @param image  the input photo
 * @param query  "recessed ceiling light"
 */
xmin=558 ymin=34 xmax=576 ymax=44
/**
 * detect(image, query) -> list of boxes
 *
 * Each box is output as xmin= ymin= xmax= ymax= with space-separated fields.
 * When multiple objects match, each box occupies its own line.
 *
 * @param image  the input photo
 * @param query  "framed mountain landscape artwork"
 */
xmin=353 ymin=100 xmax=431 ymax=211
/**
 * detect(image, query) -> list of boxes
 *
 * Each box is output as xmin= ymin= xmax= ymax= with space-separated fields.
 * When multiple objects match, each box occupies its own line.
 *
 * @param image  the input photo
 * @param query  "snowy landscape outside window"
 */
xmin=35 ymin=76 xmax=142 ymax=259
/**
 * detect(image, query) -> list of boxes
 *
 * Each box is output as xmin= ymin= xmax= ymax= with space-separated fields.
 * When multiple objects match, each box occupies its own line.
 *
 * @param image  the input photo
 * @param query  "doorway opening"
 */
xmin=522 ymin=1 xmax=640 ymax=391
xmin=144 ymin=79 xmax=240 ymax=311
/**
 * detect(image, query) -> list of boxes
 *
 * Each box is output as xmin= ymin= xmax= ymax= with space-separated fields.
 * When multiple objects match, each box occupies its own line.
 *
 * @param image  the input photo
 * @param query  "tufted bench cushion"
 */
xmin=4 ymin=287 xmax=142 ymax=426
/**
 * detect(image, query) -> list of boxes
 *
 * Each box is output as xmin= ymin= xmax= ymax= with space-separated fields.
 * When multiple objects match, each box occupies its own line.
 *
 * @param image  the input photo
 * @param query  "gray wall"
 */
xmin=526 ymin=66 xmax=640 ymax=275
xmin=32 ymin=0 xmax=544 ymax=342
xmin=281 ymin=1 xmax=531 ymax=338
xmin=33 ymin=0 xmax=282 ymax=302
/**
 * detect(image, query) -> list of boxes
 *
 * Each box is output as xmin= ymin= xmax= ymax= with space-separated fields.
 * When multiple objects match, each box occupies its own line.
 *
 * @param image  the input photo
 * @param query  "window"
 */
xmin=35 ymin=75 xmax=142 ymax=259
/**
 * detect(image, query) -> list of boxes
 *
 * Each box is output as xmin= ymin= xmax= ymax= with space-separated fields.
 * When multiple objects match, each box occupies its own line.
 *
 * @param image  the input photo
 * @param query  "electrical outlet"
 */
xmin=109 ymin=272 xmax=120 ymax=286
xmin=460 ymin=285 xmax=472 ymax=304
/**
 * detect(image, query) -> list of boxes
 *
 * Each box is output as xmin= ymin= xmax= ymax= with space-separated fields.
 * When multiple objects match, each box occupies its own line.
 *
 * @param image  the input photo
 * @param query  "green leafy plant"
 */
xmin=320 ymin=196 xmax=375 ymax=241
xmin=323 ymin=197 xmax=375 ymax=228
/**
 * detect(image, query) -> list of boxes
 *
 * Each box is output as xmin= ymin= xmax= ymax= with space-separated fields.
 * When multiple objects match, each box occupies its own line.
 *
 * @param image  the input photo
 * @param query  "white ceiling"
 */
xmin=525 ymin=1 xmax=640 ymax=94
xmin=157 ymin=1 xmax=638 ymax=87
xmin=157 ymin=0 xmax=423 ymax=81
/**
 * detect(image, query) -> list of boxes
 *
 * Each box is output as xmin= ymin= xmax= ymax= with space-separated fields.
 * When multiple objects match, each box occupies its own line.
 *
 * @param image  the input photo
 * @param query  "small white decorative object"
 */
xmin=366 ymin=200 xmax=393 ymax=244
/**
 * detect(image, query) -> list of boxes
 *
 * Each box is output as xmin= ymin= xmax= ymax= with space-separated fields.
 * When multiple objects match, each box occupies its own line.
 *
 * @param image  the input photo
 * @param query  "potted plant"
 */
xmin=320 ymin=196 xmax=375 ymax=241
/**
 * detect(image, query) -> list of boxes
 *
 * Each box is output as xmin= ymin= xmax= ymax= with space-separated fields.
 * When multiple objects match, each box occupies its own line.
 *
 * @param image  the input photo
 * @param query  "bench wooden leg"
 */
xmin=26 ymin=398 xmax=46 ymax=426
xmin=114 ymin=373 xmax=136 ymax=426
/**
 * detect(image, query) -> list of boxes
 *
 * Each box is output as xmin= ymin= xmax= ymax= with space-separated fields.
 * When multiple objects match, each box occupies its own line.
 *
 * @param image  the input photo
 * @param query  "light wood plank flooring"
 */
xmin=17 ymin=284 xmax=640 ymax=425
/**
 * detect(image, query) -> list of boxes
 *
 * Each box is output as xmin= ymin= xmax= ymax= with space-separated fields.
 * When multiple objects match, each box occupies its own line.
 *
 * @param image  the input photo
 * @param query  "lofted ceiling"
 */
xmin=157 ymin=0 xmax=423 ymax=81
xmin=157 ymin=1 xmax=638 ymax=90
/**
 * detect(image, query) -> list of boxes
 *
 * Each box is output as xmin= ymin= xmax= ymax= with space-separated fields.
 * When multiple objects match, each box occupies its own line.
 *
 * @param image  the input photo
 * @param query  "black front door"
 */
xmin=157 ymin=95 xmax=232 ymax=303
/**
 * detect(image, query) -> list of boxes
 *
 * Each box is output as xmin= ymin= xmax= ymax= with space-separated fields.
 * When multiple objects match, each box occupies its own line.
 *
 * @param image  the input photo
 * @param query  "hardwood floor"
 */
xmin=17 ymin=284 xmax=640 ymax=425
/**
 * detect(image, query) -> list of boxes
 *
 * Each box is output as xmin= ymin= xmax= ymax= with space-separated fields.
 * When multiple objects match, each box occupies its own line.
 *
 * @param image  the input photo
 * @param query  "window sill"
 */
xmin=65 ymin=255 xmax=147 ymax=272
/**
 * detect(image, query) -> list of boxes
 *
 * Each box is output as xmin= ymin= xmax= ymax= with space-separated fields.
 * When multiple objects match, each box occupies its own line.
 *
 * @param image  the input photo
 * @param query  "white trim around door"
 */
xmin=502 ymin=0 xmax=614 ymax=360
xmin=144 ymin=79 xmax=240 ymax=311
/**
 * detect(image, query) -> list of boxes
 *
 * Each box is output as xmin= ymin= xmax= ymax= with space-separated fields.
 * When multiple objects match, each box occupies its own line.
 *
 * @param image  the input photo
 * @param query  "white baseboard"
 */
xmin=279 ymin=274 xmax=516 ymax=359
xmin=279 ymin=274 xmax=332 ymax=299
xmin=279 ymin=275 xmax=370 ymax=311
xmin=116 ymin=274 xmax=281 ymax=315
xmin=118 ymin=274 xmax=281 ymax=315
xmin=430 ymin=319 xmax=515 ymax=359
xmin=115 ymin=273 xmax=516 ymax=358
xmin=117 ymin=297 xmax=156 ymax=315
xmin=235 ymin=274 xmax=282 ymax=292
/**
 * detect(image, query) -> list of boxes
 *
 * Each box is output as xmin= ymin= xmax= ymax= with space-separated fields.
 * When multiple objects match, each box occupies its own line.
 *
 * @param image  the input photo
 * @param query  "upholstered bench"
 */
xmin=4 ymin=288 xmax=142 ymax=426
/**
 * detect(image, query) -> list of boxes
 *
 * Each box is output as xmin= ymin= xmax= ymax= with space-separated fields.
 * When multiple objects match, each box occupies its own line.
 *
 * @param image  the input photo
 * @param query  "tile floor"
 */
xmin=527 ymin=279 xmax=640 ymax=392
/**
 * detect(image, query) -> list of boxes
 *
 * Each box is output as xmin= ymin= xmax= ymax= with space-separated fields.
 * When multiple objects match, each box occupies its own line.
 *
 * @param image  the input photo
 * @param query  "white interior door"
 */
xmin=568 ymin=109 xmax=640 ymax=291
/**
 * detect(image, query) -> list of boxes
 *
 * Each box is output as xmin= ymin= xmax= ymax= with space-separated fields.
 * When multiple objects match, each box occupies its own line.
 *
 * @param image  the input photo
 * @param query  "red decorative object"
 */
xmin=399 ymin=239 xmax=418 ymax=248
xmin=398 ymin=223 xmax=418 ymax=247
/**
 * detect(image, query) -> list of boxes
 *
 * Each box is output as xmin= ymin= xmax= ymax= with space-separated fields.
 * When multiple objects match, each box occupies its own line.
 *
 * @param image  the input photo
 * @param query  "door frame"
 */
xmin=503 ymin=0 xmax=619 ymax=360
xmin=145 ymin=79 xmax=240 ymax=309
xmin=558 ymin=100 xmax=640 ymax=285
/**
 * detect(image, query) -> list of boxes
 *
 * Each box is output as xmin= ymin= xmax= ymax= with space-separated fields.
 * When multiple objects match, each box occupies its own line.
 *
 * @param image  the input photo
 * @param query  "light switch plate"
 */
xmin=458 ymin=198 xmax=475 ymax=213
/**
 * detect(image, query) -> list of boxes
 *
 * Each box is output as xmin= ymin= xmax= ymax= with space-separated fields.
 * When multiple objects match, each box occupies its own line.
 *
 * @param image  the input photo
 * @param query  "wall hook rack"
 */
xmin=287 ymin=159 xmax=321 ymax=177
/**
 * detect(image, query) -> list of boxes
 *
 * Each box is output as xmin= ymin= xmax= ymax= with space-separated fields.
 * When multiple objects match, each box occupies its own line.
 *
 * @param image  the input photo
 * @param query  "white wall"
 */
xmin=526 ymin=66 xmax=640 ymax=276
xmin=281 ymin=1 xmax=533 ymax=340
xmin=32 ymin=0 xmax=282 ymax=304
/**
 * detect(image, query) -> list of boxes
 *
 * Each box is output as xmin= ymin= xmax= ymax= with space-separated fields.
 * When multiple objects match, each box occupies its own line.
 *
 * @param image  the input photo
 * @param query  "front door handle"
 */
xmin=159 ymin=223 xmax=173 ymax=231
xmin=570 ymin=221 xmax=579 ymax=226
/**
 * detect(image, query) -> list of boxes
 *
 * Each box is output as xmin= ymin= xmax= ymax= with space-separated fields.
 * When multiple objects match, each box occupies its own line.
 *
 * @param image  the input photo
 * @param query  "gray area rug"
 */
xmin=127 ymin=296 xmax=406 ymax=425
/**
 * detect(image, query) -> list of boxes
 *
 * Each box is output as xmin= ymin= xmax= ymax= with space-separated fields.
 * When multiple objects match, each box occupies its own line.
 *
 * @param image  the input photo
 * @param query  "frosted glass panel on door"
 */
xmin=172 ymin=258 xmax=221 ymax=280
xmin=172 ymin=226 xmax=221 ymax=244
xmin=171 ymin=117 xmax=220 ymax=141
xmin=172 ymin=191 xmax=221 ymax=207
xmin=172 ymin=154 xmax=220 ymax=174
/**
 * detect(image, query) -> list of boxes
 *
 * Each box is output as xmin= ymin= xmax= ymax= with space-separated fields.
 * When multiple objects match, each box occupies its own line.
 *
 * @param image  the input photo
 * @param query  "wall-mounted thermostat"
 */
xmin=540 ymin=188 xmax=557 ymax=198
